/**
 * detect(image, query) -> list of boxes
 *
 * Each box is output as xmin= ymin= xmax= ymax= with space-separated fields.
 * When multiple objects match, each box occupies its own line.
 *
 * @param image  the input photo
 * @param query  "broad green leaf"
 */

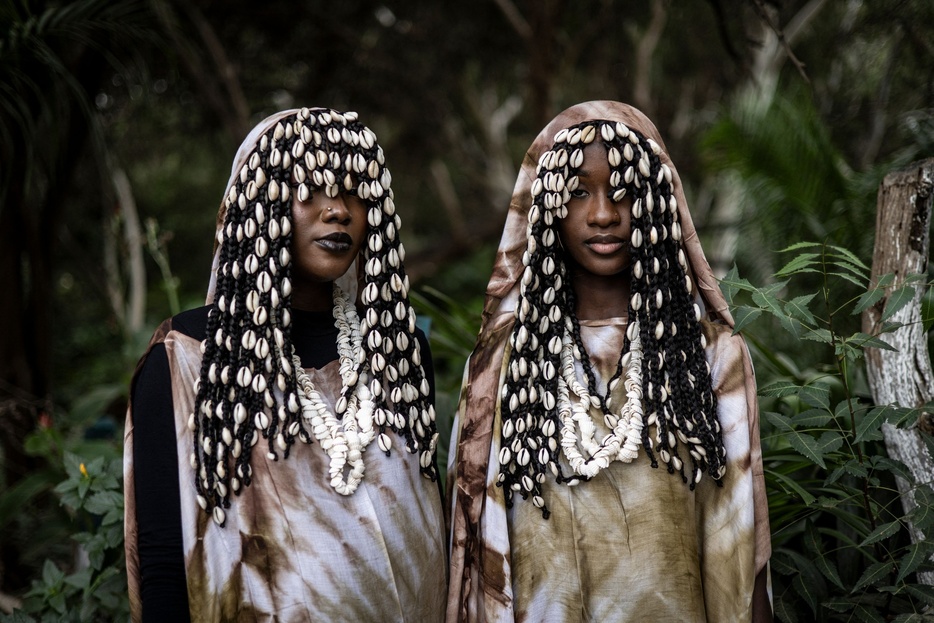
xmin=821 ymin=597 xmax=855 ymax=613
xmin=875 ymin=273 xmax=897 ymax=288
xmin=752 ymin=283 xmax=788 ymax=319
xmin=765 ymin=411 xmax=794 ymax=431
xmin=773 ymin=594 xmax=799 ymax=623
xmin=853 ymin=287 xmax=886 ymax=315
xmin=804 ymin=520 xmax=824 ymax=554
xmin=793 ymin=573 xmax=820 ymax=614
xmin=853 ymin=561 xmax=892 ymax=592
xmin=829 ymin=271 xmax=867 ymax=288
xmin=907 ymin=584 xmax=934 ymax=605
xmin=851 ymin=603 xmax=885 ymax=623
xmin=897 ymin=541 xmax=934 ymax=584
xmin=779 ymin=242 xmax=823 ymax=253
xmin=778 ymin=315 xmax=807 ymax=338
xmin=911 ymin=485 xmax=934 ymax=532
xmin=765 ymin=468 xmax=817 ymax=505
xmin=775 ymin=253 xmax=821 ymax=277
xmin=826 ymin=244 xmax=870 ymax=271
xmin=816 ymin=430 xmax=843 ymax=455
xmin=886 ymin=405 xmax=924 ymax=428
xmin=841 ymin=459 xmax=868 ymax=479
xmin=860 ymin=520 xmax=901 ymax=546
xmin=784 ymin=293 xmax=818 ymax=325
xmin=881 ymin=285 xmax=918 ymax=322
xmin=871 ymin=457 xmax=914 ymax=483
xmin=830 ymin=258 xmax=869 ymax=280
xmin=41 ymin=559 xmax=64 ymax=586
xmin=49 ymin=592 xmax=66 ymax=614
xmin=770 ymin=549 xmax=798 ymax=576
xmin=880 ymin=320 xmax=907 ymax=333
xmin=847 ymin=332 xmax=897 ymax=352
xmin=825 ymin=465 xmax=847 ymax=485
xmin=718 ymin=264 xmax=756 ymax=304
xmin=732 ymin=306 xmax=763 ymax=333
xmin=785 ymin=550 xmax=827 ymax=614
xmin=63 ymin=568 xmax=92 ymax=591
xmin=891 ymin=614 xmax=933 ymax=623
xmin=855 ymin=406 xmax=895 ymax=443
xmin=803 ymin=328 xmax=834 ymax=344
xmin=793 ymin=409 xmax=833 ymax=428
xmin=760 ymin=380 xmax=802 ymax=398
xmin=785 ymin=430 xmax=830 ymax=469
xmin=799 ymin=384 xmax=831 ymax=410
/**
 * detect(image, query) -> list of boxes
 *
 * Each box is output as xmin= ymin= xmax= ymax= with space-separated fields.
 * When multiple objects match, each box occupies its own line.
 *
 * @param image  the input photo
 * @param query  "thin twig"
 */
xmin=751 ymin=0 xmax=810 ymax=83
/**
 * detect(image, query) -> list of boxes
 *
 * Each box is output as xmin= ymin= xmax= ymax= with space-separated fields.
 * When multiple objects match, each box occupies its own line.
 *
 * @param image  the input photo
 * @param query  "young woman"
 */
xmin=124 ymin=108 xmax=446 ymax=622
xmin=447 ymin=101 xmax=771 ymax=622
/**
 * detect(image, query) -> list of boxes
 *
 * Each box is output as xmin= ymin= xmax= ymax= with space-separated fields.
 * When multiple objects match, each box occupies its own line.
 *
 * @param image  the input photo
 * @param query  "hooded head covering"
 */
xmin=479 ymin=101 xmax=733 ymax=327
xmin=446 ymin=101 xmax=768 ymax=622
xmin=192 ymin=107 xmax=437 ymax=525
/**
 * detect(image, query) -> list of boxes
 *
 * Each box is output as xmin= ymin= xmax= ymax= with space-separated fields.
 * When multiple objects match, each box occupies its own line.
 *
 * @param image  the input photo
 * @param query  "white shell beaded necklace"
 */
xmin=292 ymin=285 xmax=393 ymax=495
xmin=556 ymin=319 xmax=644 ymax=480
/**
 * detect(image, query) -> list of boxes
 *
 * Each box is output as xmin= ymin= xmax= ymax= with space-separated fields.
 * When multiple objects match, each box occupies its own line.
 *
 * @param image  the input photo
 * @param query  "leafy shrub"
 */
xmin=723 ymin=242 xmax=934 ymax=622
xmin=0 ymin=388 xmax=129 ymax=623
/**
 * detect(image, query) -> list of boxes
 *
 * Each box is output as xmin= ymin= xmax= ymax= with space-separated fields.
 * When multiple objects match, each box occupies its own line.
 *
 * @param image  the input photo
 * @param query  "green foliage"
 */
xmin=724 ymin=243 xmax=934 ymax=621
xmin=0 ymin=403 xmax=128 ymax=622
xmin=410 ymin=284 xmax=484 ymax=481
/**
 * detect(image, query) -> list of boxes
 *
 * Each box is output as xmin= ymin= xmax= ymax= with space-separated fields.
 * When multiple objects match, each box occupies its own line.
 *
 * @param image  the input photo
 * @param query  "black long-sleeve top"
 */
xmin=130 ymin=306 xmax=434 ymax=622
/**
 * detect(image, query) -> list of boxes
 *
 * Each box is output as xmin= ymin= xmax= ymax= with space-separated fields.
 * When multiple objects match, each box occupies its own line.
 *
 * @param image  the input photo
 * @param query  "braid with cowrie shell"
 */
xmin=497 ymin=119 xmax=726 ymax=518
xmin=191 ymin=108 xmax=437 ymax=526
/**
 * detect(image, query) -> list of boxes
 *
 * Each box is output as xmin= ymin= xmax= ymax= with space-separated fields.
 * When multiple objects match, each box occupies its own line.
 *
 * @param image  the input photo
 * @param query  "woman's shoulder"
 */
xmin=166 ymin=305 xmax=212 ymax=341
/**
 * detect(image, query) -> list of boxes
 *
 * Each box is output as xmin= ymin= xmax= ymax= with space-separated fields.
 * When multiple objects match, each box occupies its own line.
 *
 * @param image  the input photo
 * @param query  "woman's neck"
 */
xmin=290 ymin=280 xmax=334 ymax=312
xmin=568 ymin=267 xmax=630 ymax=321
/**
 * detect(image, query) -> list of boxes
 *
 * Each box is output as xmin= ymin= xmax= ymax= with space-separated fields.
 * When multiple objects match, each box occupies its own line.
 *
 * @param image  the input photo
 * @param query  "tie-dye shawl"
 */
xmin=446 ymin=101 xmax=769 ymax=622
xmin=124 ymin=110 xmax=446 ymax=623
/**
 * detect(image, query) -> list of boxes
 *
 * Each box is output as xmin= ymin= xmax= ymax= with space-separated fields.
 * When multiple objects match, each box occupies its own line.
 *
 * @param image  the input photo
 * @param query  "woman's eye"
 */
xmin=570 ymin=188 xmax=589 ymax=199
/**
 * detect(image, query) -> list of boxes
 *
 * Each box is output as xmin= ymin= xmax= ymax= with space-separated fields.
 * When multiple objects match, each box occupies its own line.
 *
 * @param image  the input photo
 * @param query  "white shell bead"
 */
xmin=580 ymin=125 xmax=596 ymax=144
xmin=639 ymin=157 xmax=651 ymax=178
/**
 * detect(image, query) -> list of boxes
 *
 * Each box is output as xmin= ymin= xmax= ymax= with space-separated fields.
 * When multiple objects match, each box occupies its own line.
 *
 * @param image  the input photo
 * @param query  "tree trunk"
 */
xmin=862 ymin=157 xmax=934 ymax=585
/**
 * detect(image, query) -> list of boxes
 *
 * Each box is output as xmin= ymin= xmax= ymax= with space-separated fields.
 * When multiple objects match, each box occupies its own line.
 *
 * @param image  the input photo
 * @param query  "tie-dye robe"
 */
xmin=446 ymin=101 xmax=769 ymax=623
xmin=124 ymin=321 xmax=447 ymax=622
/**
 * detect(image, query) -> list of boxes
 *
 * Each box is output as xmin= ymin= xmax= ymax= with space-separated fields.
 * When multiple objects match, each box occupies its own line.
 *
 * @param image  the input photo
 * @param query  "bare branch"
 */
xmin=633 ymin=0 xmax=667 ymax=116
xmin=704 ymin=0 xmax=746 ymax=70
xmin=183 ymin=3 xmax=250 ymax=140
xmin=151 ymin=0 xmax=249 ymax=143
xmin=492 ymin=0 xmax=532 ymax=40
xmin=860 ymin=31 xmax=902 ymax=169
xmin=430 ymin=159 xmax=468 ymax=241
xmin=113 ymin=168 xmax=146 ymax=334
xmin=751 ymin=0 xmax=822 ymax=83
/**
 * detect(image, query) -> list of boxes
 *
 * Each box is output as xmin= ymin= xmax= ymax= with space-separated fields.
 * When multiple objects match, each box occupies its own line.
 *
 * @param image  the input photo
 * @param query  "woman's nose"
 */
xmin=588 ymin=193 xmax=620 ymax=227
xmin=320 ymin=194 xmax=352 ymax=224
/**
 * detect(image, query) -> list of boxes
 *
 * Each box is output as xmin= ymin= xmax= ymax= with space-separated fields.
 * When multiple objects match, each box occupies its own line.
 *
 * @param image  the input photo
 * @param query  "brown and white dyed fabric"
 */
xmin=124 ymin=109 xmax=446 ymax=622
xmin=446 ymin=101 xmax=769 ymax=622
xmin=125 ymin=326 xmax=446 ymax=622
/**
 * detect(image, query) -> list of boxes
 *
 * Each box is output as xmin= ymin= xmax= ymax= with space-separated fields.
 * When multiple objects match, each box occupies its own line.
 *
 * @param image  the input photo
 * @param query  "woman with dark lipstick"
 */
xmin=124 ymin=108 xmax=446 ymax=622
xmin=446 ymin=102 xmax=771 ymax=622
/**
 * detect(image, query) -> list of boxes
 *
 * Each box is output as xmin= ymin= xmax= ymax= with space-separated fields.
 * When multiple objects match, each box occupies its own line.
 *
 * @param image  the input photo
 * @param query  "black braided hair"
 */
xmin=497 ymin=120 xmax=725 ymax=518
xmin=192 ymin=108 xmax=437 ymax=526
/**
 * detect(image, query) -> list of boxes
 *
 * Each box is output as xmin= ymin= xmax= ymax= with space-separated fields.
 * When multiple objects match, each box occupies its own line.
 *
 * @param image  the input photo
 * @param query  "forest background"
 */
xmin=3 ymin=0 xmax=934 ymax=621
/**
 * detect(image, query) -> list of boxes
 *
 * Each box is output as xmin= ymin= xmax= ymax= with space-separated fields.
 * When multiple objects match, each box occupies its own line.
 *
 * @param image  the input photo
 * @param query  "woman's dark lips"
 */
xmin=315 ymin=231 xmax=353 ymax=252
xmin=584 ymin=234 xmax=625 ymax=255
